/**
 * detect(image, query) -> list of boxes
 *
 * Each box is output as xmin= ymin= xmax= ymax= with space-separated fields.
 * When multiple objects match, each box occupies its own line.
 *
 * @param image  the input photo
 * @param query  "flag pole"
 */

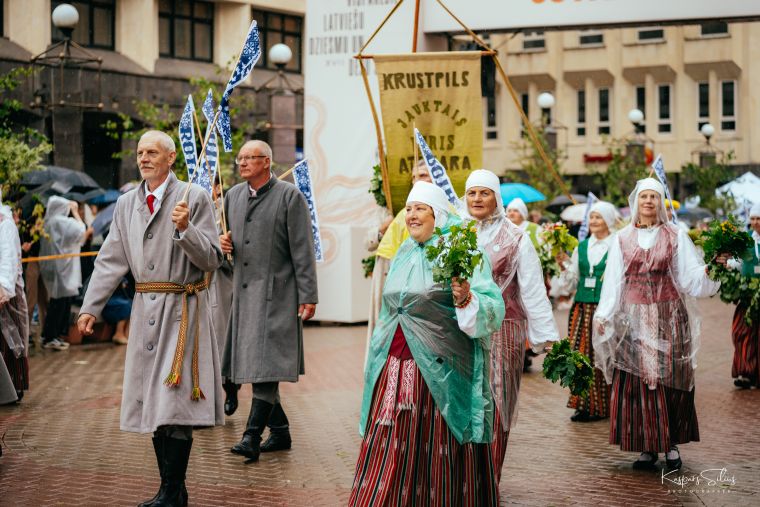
xmin=181 ymin=108 xmax=221 ymax=202
xmin=278 ymin=160 xmax=305 ymax=181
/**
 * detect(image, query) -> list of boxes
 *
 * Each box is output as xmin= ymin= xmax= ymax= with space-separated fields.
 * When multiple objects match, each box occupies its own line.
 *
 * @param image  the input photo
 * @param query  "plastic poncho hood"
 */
xmin=629 ymin=177 xmax=667 ymax=225
xmin=360 ymin=213 xmax=505 ymax=444
xmin=39 ymin=196 xmax=86 ymax=298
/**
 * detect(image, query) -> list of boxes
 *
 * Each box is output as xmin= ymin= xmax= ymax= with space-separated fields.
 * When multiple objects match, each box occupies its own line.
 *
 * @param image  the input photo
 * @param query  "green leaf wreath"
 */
xmin=538 ymin=222 xmax=579 ymax=278
xmin=542 ymin=338 xmax=594 ymax=397
xmin=368 ymin=164 xmax=386 ymax=208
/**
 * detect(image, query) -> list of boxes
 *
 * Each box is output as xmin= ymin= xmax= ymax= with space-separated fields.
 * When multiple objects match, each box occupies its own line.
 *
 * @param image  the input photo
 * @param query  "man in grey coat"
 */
xmin=77 ymin=130 xmax=224 ymax=507
xmin=220 ymin=140 xmax=318 ymax=462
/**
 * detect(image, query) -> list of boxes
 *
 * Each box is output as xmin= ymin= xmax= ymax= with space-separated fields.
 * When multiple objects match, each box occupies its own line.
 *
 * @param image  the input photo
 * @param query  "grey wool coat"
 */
xmin=222 ymin=176 xmax=318 ymax=384
xmin=80 ymin=172 xmax=224 ymax=433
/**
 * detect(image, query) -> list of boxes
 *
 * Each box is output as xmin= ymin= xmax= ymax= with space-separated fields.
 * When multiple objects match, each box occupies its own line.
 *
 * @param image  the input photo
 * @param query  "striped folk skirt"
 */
xmin=609 ymin=369 xmax=699 ymax=453
xmin=489 ymin=318 xmax=526 ymax=482
xmin=731 ymin=304 xmax=760 ymax=384
xmin=0 ymin=335 xmax=29 ymax=395
xmin=566 ymin=302 xmax=610 ymax=418
xmin=349 ymin=356 xmax=498 ymax=507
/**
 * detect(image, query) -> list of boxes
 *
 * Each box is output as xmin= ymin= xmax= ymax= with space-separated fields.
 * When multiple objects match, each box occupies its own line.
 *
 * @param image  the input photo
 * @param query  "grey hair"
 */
xmin=141 ymin=130 xmax=176 ymax=153
xmin=242 ymin=139 xmax=272 ymax=160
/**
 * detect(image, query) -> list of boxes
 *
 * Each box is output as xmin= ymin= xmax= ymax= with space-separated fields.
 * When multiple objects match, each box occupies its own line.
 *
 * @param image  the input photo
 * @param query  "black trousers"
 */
xmin=42 ymin=296 xmax=72 ymax=342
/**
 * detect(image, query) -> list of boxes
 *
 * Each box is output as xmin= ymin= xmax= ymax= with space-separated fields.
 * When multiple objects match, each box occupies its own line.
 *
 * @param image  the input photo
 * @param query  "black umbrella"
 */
xmin=545 ymin=194 xmax=587 ymax=213
xmin=21 ymin=165 xmax=101 ymax=193
xmin=16 ymin=180 xmax=73 ymax=219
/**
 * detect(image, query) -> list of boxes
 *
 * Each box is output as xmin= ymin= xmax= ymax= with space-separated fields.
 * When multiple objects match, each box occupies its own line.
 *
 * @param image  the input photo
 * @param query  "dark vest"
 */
xmin=574 ymin=238 xmax=607 ymax=304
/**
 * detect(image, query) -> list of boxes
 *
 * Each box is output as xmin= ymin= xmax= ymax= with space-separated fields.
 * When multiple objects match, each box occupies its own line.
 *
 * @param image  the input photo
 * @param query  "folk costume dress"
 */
xmin=730 ymin=217 xmax=760 ymax=387
xmin=462 ymin=170 xmax=558 ymax=481
xmin=593 ymin=179 xmax=719 ymax=454
xmin=0 ymin=203 xmax=29 ymax=403
xmin=350 ymin=182 xmax=505 ymax=507
xmin=554 ymin=201 xmax=617 ymax=419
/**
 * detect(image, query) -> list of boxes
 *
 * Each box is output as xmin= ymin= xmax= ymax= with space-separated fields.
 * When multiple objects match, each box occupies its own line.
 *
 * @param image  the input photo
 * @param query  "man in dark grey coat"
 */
xmin=220 ymin=140 xmax=318 ymax=462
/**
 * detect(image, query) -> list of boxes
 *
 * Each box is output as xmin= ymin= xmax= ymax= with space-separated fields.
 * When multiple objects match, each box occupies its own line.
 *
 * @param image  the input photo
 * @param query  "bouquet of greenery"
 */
xmin=538 ymin=222 xmax=579 ymax=278
xmin=701 ymin=216 xmax=758 ymax=324
xmin=702 ymin=215 xmax=753 ymax=262
xmin=368 ymin=164 xmax=386 ymax=208
xmin=542 ymin=338 xmax=594 ymax=397
xmin=425 ymin=220 xmax=483 ymax=285
xmin=361 ymin=254 xmax=376 ymax=278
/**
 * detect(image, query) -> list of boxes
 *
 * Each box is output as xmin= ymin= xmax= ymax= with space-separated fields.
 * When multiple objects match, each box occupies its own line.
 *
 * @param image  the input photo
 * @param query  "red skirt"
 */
xmin=609 ymin=369 xmax=699 ymax=453
xmin=731 ymin=305 xmax=760 ymax=384
xmin=566 ymin=302 xmax=610 ymax=417
xmin=349 ymin=356 xmax=498 ymax=507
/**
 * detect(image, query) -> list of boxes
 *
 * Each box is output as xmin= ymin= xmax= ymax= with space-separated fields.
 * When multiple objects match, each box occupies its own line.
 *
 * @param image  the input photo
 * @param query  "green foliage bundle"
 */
xmin=425 ymin=220 xmax=483 ymax=284
xmin=702 ymin=215 xmax=752 ymax=261
xmin=538 ymin=222 xmax=579 ymax=277
xmin=361 ymin=254 xmax=376 ymax=278
xmin=542 ymin=338 xmax=594 ymax=397
xmin=368 ymin=164 xmax=386 ymax=208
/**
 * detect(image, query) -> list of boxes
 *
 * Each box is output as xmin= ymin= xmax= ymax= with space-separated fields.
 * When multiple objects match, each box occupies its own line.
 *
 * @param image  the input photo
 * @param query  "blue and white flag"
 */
xmin=651 ymin=155 xmax=678 ymax=223
xmin=577 ymin=192 xmax=598 ymax=242
xmin=414 ymin=128 xmax=458 ymax=205
xmin=178 ymin=94 xmax=198 ymax=180
xmin=292 ymin=160 xmax=323 ymax=262
xmin=190 ymin=89 xmax=218 ymax=194
xmin=217 ymin=20 xmax=261 ymax=152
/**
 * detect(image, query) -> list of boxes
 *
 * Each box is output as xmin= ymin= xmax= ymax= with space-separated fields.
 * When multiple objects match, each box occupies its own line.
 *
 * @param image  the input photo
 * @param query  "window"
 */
xmin=484 ymin=95 xmax=498 ymax=140
xmin=253 ymin=9 xmax=303 ymax=73
xmin=657 ymin=84 xmax=672 ymax=133
xmin=520 ymin=92 xmax=529 ymax=137
xmin=701 ymin=21 xmax=728 ymax=37
xmin=635 ymin=85 xmax=646 ymax=133
xmin=637 ymin=27 xmax=664 ymax=41
xmin=523 ymin=30 xmax=545 ymax=51
xmin=52 ymin=0 xmax=115 ymax=50
xmin=598 ymin=88 xmax=610 ymax=135
xmin=159 ymin=0 xmax=214 ymax=62
xmin=721 ymin=80 xmax=736 ymax=131
xmin=576 ymin=89 xmax=586 ymax=137
xmin=697 ymin=82 xmax=709 ymax=131
xmin=579 ymin=29 xmax=604 ymax=46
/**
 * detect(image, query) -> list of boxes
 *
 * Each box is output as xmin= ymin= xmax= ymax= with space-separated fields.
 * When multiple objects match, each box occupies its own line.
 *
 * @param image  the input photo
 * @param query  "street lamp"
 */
xmin=700 ymin=123 xmax=715 ymax=143
xmin=51 ymin=3 xmax=79 ymax=39
xmin=537 ymin=92 xmax=555 ymax=126
xmin=269 ymin=43 xmax=293 ymax=69
xmin=694 ymin=123 xmax=721 ymax=167
xmin=625 ymin=109 xmax=652 ymax=165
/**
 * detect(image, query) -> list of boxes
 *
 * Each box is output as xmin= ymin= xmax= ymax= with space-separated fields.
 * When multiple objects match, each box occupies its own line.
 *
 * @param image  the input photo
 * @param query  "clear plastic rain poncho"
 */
xmin=460 ymin=171 xmax=558 ymax=429
xmin=0 ymin=204 xmax=28 ymax=357
xmin=39 ymin=196 xmax=86 ymax=298
xmin=592 ymin=178 xmax=719 ymax=391
xmin=360 ymin=213 xmax=506 ymax=445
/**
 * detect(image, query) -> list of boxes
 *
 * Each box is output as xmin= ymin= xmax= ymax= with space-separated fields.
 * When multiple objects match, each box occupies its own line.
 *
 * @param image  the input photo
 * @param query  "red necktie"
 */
xmin=147 ymin=194 xmax=156 ymax=215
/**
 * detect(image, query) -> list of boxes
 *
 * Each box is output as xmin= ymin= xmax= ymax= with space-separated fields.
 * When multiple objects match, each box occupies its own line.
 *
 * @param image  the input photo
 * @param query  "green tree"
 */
xmin=0 ymin=67 xmax=51 ymax=201
xmin=587 ymin=138 xmax=649 ymax=207
xmin=681 ymin=151 xmax=736 ymax=217
xmin=510 ymin=126 xmax=565 ymax=210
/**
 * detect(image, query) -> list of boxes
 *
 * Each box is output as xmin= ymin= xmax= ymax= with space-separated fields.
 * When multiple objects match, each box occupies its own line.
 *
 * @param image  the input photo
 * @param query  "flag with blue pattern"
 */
xmin=178 ymin=94 xmax=198 ymax=180
xmin=414 ymin=128 xmax=458 ymax=205
xmin=217 ymin=20 xmax=261 ymax=152
xmin=292 ymin=160 xmax=323 ymax=262
xmin=190 ymin=89 xmax=218 ymax=194
xmin=577 ymin=192 xmax=598 ymax=242
xmin=651 ymin=155 xmax=678 ymax=223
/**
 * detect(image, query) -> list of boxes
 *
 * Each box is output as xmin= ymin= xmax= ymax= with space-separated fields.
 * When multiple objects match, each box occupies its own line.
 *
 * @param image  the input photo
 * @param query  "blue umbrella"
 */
xmin=92 ymin=202 xmax=116 ymax=237
xmin=499 ymin=183 xmax=546 ymax=205
xmin=88 ymin=189 xmax=121 ymax=205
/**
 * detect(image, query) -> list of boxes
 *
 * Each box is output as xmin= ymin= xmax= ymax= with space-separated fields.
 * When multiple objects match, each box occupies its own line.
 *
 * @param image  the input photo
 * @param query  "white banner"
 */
xmin=423 ymin=0 xmax=760 ymax=32
xmin=305 ymin=0 xmax=414 ymax=322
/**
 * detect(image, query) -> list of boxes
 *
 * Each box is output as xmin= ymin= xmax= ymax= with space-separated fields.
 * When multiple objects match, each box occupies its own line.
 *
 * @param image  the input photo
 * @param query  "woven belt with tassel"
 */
xmin=135 ymin=276 xmax=210 ymax=401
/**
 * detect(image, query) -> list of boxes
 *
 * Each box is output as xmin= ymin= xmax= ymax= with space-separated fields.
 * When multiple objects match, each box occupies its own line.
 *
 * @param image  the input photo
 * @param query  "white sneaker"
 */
xmin=43 ymin=338 xmax=70 ymax=351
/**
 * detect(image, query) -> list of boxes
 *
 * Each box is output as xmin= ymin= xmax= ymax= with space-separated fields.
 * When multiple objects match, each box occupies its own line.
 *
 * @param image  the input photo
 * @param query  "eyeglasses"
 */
xmin=235 ymin=155 xmax=268 ymax=165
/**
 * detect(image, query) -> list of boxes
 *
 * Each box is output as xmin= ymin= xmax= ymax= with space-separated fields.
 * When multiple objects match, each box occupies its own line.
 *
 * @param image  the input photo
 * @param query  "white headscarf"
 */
xmin=507 ymin=198 xmax=528 ymax=220
xmin=750 ymin=202 xmax=760 ymax=218
xmin=465 ymin=169 xmax=503 ymax=213
xmin=406 ymin=181 xmax=450 ymax=228
xmin=589 ymin=201 xmax=618 ymax=231
xmin=628 ymin=177 xmax=667 ymax=225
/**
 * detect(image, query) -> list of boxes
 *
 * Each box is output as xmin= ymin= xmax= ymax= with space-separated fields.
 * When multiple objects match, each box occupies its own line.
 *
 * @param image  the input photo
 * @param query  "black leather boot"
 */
xmin=223 ymin=380 xmax=240 ymax=416
xmin=138 ymin=436 xmax=165 ymax=507
xmin=261 ymin=403 xmax=292 ymax=452
xmin=152 ymin=437 xmax=191 ymax=507
xmin=230 ymin=398 xmax=273 ymax=462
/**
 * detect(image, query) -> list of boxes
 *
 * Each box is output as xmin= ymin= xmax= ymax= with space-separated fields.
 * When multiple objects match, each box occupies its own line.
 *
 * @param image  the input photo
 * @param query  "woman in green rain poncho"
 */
xmin=349 ymin=181 xmax=505 ymax=507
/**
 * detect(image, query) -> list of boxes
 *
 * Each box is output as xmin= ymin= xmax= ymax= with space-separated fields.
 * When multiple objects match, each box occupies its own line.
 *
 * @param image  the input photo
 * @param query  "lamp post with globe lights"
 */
xmin=625 ymin=108 xmax=654 ymax=166
xmin=536 ymin=92 xmax=566 ymax=155
xmin=693 ymin=123 xmax=723 ymax=167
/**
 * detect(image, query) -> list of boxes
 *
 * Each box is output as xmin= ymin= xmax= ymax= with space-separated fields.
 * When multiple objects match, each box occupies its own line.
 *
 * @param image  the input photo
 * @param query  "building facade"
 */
xmin=466 ymin=21 xmax=760 ymax=189
xmin=0 ymin=0 xmax=304 ymax=188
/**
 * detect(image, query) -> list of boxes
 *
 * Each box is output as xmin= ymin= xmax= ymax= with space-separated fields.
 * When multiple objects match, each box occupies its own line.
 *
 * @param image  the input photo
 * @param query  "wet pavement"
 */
xmin=1 ymin=298 xmax=758 ymax=506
